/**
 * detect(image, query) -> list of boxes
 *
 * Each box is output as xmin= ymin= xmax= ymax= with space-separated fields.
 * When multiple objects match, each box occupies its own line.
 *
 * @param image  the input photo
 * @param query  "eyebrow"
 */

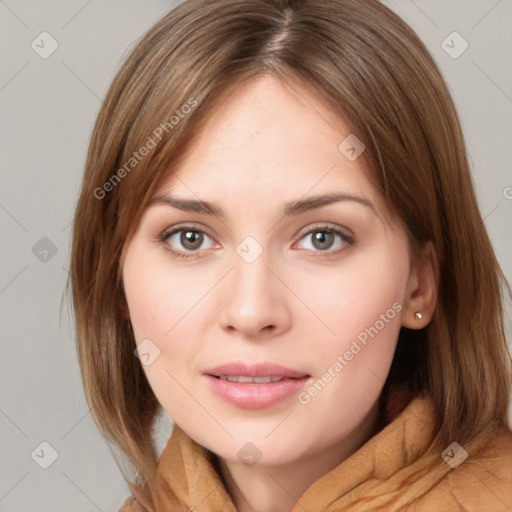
xmin=148 ymin=192 xmax=377 ymax=218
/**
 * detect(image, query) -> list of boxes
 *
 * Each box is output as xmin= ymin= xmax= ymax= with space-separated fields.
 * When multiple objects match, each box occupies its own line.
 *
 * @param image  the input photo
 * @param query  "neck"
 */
xmin=216 ymin=400 xmax=381 ymax=512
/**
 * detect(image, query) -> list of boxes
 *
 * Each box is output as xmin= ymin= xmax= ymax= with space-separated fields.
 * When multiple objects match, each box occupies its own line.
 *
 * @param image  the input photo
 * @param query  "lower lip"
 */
xmin=205 ymin=375 xmax=310 ymax=409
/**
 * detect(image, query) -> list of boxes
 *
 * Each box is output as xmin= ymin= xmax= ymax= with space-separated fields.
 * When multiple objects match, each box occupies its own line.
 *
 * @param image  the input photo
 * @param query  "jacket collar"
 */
xmin=155 ymin=389 xmax=439 ymax=511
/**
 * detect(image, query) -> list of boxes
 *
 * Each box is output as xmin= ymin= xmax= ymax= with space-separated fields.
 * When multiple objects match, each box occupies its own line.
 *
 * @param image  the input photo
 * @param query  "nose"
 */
xmin=218 ymin=250 xmax=292 ymax=340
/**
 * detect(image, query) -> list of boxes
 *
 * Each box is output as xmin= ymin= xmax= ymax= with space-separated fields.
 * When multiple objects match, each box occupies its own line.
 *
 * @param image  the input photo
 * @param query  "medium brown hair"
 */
xmin=69 ymin=0 xmax=512 ymax=507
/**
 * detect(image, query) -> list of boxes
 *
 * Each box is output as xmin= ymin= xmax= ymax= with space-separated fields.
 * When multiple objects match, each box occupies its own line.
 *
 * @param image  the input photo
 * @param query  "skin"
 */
xmin=120 ymin=74 xmax=437 ymax=512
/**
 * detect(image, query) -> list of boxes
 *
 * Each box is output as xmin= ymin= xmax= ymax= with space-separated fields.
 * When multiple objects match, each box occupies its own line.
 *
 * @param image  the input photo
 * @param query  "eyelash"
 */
xmin=155 ymin=223 xmax=356 ymax=260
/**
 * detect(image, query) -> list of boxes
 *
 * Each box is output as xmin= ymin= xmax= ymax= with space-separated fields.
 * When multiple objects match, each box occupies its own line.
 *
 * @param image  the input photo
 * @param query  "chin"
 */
xmin=199 ymin=431 xmax=315 ymax=469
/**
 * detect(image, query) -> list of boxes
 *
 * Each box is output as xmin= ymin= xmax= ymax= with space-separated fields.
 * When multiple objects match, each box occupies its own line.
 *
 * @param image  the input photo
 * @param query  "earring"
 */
xmin=414 ymin=312 xmax=423 ymax=320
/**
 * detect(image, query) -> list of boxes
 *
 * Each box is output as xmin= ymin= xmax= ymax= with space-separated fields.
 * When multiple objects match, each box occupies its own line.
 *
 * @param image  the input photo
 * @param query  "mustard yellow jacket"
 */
xmin=119 ymin=392 xmax=512 ymax=511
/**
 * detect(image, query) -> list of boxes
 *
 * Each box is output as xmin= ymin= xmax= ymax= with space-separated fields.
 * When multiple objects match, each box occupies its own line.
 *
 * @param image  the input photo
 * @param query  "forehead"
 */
xmin=152 ymin=75 xmax=387 ymax=221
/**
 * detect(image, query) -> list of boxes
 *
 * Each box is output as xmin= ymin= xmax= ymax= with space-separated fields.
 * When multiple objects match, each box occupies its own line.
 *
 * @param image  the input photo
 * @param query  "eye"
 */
xmin=156 ymin=223 xmax=355 ymax=259
xmin=294 ymin=225 xmax=355 ymax=255
xmin=157 ymin=225 xmax=218 ymax=258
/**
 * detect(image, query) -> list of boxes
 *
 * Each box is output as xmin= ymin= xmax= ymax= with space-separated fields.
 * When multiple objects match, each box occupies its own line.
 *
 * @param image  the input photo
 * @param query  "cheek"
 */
xmin=122 ymin=245 xmax=192 ymax=389
xmin=296 ymin=241 xmax=408 ymax=377
xmin=122 ymin=242 xmax=214 ymax=376
xmin=312 ymin=249 xmax=405 ymax=324
xmin=123 ymin=265 xmax=169 ymax=340
xmin=123 ymin=245 xmax=199 ymax=341
xmin=122 ymin=245 xmax=207 ymax=418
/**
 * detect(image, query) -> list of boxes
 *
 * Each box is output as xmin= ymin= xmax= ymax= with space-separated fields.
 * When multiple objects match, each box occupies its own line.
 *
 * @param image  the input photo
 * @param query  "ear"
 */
xmin=401 ymin=240 xmax=438 ymax=329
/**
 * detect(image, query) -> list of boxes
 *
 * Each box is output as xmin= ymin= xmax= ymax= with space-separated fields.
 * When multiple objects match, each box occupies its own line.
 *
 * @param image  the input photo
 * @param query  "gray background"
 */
xmin=1 ymin=1 xmax=511 ymax=511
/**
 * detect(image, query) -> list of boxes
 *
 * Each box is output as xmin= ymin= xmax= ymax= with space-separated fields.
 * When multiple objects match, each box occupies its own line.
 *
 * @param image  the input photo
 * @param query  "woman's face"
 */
xmin=121 ymin=75 xmax=417 ymax=466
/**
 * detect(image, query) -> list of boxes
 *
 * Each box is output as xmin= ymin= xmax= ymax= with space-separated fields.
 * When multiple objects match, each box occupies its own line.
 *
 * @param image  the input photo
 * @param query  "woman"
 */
xmin=69 ymin=0 xmax=512 ymax=510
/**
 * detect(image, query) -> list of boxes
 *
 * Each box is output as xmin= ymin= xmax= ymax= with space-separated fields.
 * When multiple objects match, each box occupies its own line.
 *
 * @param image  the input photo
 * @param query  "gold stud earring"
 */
xmin=414 ymin=312 xmax=423 ymax=320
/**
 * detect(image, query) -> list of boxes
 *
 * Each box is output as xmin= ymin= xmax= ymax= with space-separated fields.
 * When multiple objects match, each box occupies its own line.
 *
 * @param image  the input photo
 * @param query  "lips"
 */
xmin=218 ymin=375 xmax=287 ymax=383
xmin=204 ymin=361 xmax=311 ymax=409
xmin=204 ymin=361 xmax=309 ymax=379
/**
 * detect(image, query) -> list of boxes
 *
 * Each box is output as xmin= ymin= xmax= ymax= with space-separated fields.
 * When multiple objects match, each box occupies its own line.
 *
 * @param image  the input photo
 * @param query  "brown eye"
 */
xmin=160 ymin=226 xmax=218 ymax=258
xmin=180 ymin=230 xmax=204 ymax=250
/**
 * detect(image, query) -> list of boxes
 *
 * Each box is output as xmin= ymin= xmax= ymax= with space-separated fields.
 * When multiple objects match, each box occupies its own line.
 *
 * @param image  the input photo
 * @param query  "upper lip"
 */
xmin=204 ymin=361 xmax=309 ymax=378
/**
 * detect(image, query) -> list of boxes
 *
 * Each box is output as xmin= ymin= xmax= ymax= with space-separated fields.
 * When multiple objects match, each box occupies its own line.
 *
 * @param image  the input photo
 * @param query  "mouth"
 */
xmin=204 ymin=361 xmax=309 ymax=379
xmin=203 ymin=361 xmax=311 ymax=409
xmin=214 ymin=375 xmax=297 ymax=383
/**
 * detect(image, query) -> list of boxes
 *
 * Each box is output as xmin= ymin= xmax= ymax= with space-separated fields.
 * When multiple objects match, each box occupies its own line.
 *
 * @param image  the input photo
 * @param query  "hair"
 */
xmin=68 ymin=0 xmax=512 ymax=508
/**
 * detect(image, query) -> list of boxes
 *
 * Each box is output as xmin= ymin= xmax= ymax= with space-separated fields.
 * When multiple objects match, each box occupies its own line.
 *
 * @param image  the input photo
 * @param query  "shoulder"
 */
xmin=118 ymin=496 xmax=149 ymax=512
xmin=409 ymin=426 xmax=512 ymax=511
